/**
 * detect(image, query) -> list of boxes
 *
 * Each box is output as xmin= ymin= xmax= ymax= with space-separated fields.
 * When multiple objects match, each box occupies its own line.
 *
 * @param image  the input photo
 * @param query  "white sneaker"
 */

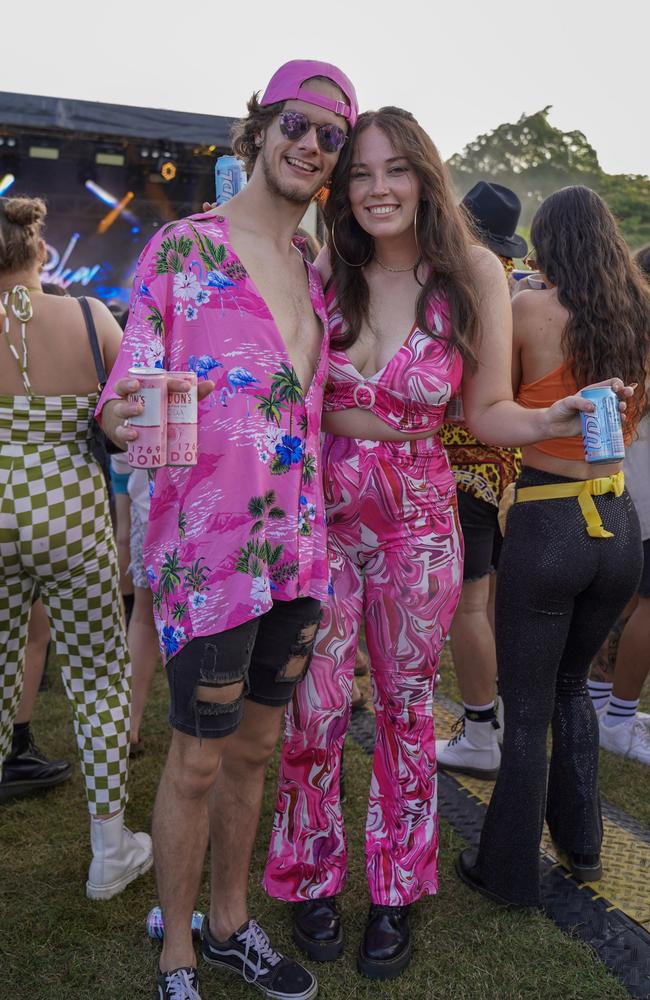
xmin=599 ymin=715 xmax=650 ymax=765
xmin=86 ymin=809 xmax=153 ymax=900
xmin=436 ymin=717 xmax=501 ymax=780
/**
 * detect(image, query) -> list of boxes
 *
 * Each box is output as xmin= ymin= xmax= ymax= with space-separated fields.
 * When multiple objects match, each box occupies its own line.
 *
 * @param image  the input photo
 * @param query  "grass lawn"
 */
xmin=1 ymin=658 xmax=635 ymax=1000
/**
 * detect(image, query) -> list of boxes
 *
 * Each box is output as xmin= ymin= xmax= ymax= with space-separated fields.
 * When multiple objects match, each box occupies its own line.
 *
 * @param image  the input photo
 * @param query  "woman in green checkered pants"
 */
xmin=0 ymin=196 xmax=152 ymax=899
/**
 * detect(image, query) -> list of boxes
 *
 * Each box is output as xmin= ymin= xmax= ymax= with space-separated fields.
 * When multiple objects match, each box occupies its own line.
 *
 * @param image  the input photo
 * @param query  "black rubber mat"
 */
xmin=348 ymin=707 xmax=650 ymax=1000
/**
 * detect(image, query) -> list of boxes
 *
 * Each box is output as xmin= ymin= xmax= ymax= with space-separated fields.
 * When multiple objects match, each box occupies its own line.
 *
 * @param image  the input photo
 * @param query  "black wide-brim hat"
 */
xmin=462 ymin=181 xmax=528 ymax=259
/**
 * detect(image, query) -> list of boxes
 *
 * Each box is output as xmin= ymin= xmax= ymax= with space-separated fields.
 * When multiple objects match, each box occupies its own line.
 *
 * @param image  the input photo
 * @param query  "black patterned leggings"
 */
xmin=477 ymin=467 xmax=642 ymax=906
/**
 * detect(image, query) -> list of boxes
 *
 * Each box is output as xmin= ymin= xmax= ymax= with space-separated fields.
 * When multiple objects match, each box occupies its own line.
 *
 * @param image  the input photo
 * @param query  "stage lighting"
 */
xmin=85 ymin=179 xmax=118 ymax=206
xmin=97 ymin=190 xmax=135 ymax=235
xmin=95 ymin=151 xmax=125 ymax=167
xmin=160 ymin=160 xmax=177 ymax=182
xmin=0 ymin=173 xmax=15 ymax=195
xmin=29 ymin=145 xmax=59 ymax=160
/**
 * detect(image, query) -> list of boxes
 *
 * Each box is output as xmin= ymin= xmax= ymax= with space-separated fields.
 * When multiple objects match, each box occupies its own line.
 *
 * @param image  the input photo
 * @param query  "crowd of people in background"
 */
xmin=1 ymin=57 xmax=649 ymax=1000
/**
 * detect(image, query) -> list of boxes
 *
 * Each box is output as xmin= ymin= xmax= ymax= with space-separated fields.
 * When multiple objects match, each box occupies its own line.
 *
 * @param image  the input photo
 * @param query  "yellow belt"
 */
xmin=515 ymin=471 xmax=625 ymax=539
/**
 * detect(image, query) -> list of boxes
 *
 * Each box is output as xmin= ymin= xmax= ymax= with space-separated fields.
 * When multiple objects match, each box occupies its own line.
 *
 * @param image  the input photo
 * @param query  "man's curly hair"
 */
xmin=231 ymin=92 xmax=284 ymax=176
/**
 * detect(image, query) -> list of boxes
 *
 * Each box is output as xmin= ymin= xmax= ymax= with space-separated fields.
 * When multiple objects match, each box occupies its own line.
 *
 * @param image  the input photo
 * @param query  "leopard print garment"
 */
xmin=439 ymin=255 xmax=521 ymax=507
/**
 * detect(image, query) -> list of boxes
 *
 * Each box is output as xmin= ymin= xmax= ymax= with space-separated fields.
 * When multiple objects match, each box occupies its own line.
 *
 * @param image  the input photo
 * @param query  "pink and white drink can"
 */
xmin=167 ymin=371 xmax=198 ymax=466
xmin=127 ymin=367 xmax=167 ymax=469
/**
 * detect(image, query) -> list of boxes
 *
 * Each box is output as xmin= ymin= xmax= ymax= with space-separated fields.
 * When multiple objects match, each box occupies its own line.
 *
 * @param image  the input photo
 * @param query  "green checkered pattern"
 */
xmin=0 ymin=395 xmax=131 ymax=816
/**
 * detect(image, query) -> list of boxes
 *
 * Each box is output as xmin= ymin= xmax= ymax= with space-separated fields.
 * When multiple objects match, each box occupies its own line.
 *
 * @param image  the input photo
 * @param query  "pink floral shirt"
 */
xmin=97 ymin=212 xmax=330 ymax=662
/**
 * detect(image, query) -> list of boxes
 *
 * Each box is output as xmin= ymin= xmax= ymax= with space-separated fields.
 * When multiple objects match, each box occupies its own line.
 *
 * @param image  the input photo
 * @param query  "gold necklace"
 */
xmin=1 ymin=285 xmax=34 ymax=396
xmin=374 ymin=255 xmax=420 ymax=273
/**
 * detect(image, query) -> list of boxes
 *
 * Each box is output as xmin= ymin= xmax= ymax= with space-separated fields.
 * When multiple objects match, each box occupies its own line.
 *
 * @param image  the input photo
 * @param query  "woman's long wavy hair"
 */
xmin=324 ymin=107 xmax=480 ymax=363
xmin=531 ymin=186 xmax=650 ymax=423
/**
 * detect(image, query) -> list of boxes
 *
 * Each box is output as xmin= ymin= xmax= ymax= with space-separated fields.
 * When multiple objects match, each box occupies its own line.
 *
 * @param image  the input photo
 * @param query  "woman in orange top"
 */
xmin=457 ymin=185 xmax=650 ymax=907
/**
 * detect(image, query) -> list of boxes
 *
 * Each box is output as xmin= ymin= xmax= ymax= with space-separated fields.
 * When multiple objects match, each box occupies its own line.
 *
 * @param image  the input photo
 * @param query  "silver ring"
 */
xmin=123 ymin=418 xmax=130 ymax=427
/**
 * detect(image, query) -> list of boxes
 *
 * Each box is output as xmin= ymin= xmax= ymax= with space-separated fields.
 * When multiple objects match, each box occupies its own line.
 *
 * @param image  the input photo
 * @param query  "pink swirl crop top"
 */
xmin=323 ymin=283 xmax=463 ymax=434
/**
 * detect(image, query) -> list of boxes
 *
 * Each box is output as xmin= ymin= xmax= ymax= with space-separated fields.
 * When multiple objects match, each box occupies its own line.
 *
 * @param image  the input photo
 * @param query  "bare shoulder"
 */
xmin=84 ymin=296 xmax=118 ymax=321
xmin=512 ymin=287 xmax=562 ymax=323
xmin=84 ymin=296 xmax=124 ymax=350
xmin=469 ymin=243 xmax=506 ymax=286
xmin=512 ymin=287 xmax=544 ymax=319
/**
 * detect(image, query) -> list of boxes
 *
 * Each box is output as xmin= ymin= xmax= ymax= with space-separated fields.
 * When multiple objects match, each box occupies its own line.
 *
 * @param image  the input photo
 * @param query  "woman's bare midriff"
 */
xmin=322 ymin=408 xmax=440 ymax=442
xmin=521 ymin=444 xmax=623 ymax=482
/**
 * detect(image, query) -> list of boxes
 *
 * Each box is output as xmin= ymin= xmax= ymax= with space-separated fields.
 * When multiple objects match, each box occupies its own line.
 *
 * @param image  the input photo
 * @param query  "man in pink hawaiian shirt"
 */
xmin=98 ymin=61 xmax=357 ymax=1000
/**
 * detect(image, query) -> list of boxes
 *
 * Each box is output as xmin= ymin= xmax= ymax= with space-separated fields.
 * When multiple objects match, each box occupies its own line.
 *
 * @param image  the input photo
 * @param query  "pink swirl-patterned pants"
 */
xmin=264 ymin=434 xmax=463 ymax=905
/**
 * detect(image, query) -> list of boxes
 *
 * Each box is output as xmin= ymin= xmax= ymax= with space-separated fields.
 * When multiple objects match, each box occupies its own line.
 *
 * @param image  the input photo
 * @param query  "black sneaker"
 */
xmin=155 ymin=966 xmax=201 ymax=999
xmin=0 ymin=736 xmax=72 ymax=802
xmin=202 ymin=918 xmax=317 ymax=1000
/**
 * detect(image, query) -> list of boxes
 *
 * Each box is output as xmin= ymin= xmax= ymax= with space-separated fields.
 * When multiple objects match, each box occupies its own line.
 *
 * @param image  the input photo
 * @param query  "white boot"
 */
xmin=86 ymin=809 xmax=153 ymax=900
xmin=436 ymin=717 xmax=501 ymax=780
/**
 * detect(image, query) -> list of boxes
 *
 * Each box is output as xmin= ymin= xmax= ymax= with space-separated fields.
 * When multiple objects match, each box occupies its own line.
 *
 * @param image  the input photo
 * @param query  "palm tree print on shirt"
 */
xmin=236 ymin=492 xmax=298 ymax=600
xmin=255 ymin=364 xmax=311 ymax=475
xmin=152 ymin=543 xmax=212 ymax=656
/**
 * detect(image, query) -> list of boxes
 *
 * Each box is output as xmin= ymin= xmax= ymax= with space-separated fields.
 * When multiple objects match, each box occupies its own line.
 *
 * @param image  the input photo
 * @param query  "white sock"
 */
xmin=587 ymin=680 xmax=613 ymax=710
xmin=463 ymin=701 xmax=496 ymax=722
xmin=603 ymin=696 xmax=640 ymax=728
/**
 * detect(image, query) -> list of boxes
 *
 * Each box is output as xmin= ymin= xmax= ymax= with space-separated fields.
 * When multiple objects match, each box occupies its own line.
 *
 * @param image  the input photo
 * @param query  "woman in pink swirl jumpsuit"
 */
xmin=264 ymin=108 xmax=606 ymax=979
xmin=264 ymin=109 xmax=474 ymax=980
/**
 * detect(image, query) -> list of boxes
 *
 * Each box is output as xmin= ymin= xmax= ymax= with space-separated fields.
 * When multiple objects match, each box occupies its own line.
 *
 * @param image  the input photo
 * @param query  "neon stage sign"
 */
xmin=43 ymin=233 xmax=103 ymax=289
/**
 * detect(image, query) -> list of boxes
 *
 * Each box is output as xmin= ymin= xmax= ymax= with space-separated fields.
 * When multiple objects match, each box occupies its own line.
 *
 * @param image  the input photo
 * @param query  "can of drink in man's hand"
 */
xmin=580 ymin=387 xmax=625 ymax=463
xmin=146 ymin=905 xmax=205 ymax=941
xmin=127 ymin=367 xmax=167 ymax=468
xmin=166 ymin=371 xmax=198 ymax=466
xmin=215 ymin=155 xmax=247 ymax=205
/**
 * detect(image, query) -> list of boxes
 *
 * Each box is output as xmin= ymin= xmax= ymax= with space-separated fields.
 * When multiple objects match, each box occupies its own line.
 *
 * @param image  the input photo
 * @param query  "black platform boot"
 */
xmin=292 ymin=897 xmax=343 ymax=961
xmin=357 ymin=904 xmax=411 ymax=980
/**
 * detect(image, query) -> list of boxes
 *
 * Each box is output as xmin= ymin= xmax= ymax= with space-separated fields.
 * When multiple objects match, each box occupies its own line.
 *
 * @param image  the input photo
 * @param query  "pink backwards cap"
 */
xmin=260 ymin=60 xmax=358 ymax=128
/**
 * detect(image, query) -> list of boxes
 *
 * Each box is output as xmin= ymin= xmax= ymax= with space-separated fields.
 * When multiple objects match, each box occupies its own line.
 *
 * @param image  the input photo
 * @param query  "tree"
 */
xmin=448 ymin=107 xmax=650 ymax=248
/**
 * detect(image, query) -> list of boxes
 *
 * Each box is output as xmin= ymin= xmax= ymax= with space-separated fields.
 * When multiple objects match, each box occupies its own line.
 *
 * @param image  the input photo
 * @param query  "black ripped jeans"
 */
xmin=476 ymin=467 xmax=642 ymax=906
xmin=165 ymin=597 xmax=322 ymax=739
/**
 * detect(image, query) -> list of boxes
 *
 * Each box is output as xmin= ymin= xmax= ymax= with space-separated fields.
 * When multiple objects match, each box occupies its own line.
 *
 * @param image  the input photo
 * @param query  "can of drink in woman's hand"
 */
xmin=145 ymin=905 xmax=205 ymax=940
xmin=127 ymin=367 xmax=167 ymax=468
xmin=580 ymin=387 xmax=625 ymax=463
xmin=166 ymin=371 xmax=198 ymax=466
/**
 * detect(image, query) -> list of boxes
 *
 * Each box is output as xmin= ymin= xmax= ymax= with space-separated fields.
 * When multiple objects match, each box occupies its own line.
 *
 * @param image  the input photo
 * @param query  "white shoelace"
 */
xmin=631 ymin=718 xmax=650 ymax=749
xmin=447 ymin=717 xmax=466 ymax=747
xmin=237 ymin=920 xmax=281 ymax=984
xmin=164 ymin=969 xmax=201 ymax=1000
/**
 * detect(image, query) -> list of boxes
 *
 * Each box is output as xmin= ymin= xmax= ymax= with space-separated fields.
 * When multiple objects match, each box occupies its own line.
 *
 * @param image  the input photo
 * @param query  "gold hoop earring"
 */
xmin=414 ymin=203 xmax=422 ymax=259
xmin=331 ymin=216 xmax=372 ymax=268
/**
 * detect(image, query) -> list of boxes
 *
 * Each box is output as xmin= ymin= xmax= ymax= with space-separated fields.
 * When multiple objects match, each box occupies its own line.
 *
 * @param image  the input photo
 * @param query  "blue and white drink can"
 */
xmin=146 ymin=905 xmax=205 ymax=940
xmin=580 ymin=387 xmax=625 ymax=463
xmin=215 ymin=155 xmax=247 ymax=205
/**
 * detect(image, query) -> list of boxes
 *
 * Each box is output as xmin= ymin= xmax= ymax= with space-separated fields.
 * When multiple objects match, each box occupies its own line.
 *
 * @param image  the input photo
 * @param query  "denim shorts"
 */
xmin=457 ymin=488 xmax=502 ymax=581
xmin=165 ymin=596 xmax=322 ymax=739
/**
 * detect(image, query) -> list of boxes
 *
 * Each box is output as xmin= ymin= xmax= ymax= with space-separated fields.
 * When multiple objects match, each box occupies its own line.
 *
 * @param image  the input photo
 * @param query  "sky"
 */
xmin=1 ymin=0 xmax=648 ymax=178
